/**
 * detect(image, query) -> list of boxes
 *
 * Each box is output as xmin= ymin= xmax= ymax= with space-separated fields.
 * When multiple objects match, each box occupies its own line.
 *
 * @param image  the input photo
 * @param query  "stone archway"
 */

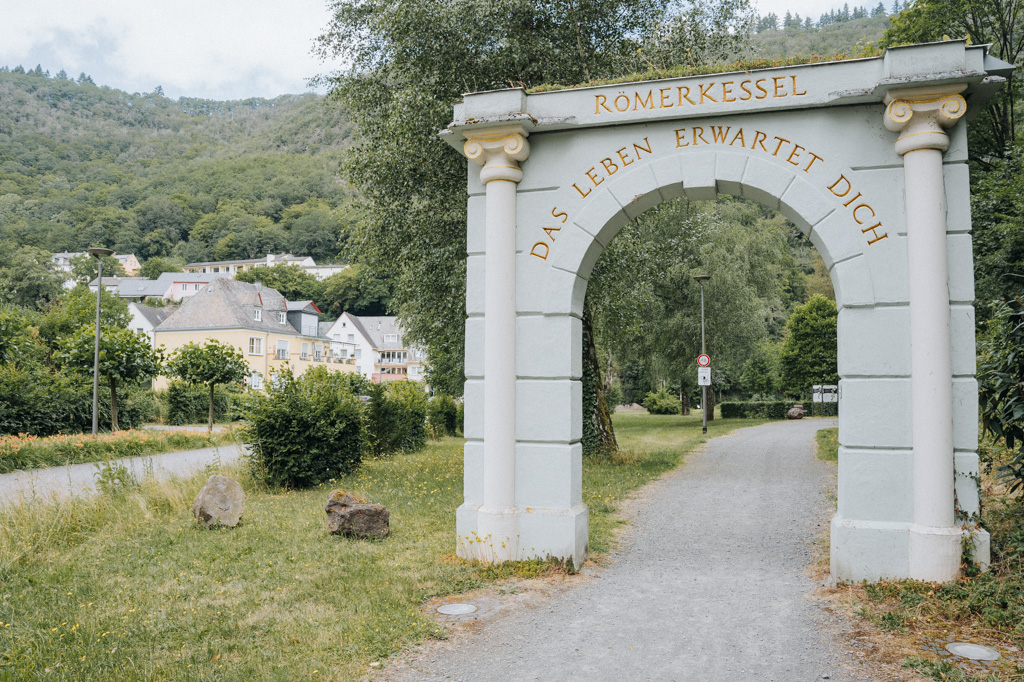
xmin=443 ymin=42 xmax=1013 ymax=582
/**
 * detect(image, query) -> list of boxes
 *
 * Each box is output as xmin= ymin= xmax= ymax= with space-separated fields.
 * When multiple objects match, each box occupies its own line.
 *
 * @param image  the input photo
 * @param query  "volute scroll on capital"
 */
xmin=463 ymin=126 xmax=531 ymax=184
xmin=883 ymin=86 xmax=968 ymax=155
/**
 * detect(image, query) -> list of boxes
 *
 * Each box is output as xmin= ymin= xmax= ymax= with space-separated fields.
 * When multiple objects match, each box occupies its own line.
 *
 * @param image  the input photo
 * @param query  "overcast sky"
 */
xmin=0 ymin=0 xmax=862 ymax=101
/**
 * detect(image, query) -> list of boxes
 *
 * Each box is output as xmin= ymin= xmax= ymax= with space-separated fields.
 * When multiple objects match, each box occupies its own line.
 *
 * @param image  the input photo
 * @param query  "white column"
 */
xmin=464 ymin=127 xmax=530 ymax=562
xmin=884 ymin=87 xmax=966 ymax=581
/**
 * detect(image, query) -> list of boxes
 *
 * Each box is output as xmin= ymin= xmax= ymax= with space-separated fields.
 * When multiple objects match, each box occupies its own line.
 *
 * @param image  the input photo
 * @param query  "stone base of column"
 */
xmin=908 ymin=524 xmax=965 ymax=582
xmin=831 ymin=514 xmax=988 ymax=581
xmin=456 ymin=503 xmax=588 ymax=568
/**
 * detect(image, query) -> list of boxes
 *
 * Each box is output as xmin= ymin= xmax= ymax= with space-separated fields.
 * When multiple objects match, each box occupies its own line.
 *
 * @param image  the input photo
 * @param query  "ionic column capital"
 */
xmin=883 ymin=86 xmax=967 ymax=155
xmin=464 ymin=126 xmax=530 ymax=184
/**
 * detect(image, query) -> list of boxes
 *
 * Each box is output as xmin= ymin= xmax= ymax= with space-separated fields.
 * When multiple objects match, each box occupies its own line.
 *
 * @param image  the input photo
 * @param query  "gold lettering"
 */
xmin=752 ymin=130 xmax=769 ymax=153
xmin=773 ymin=76 xmax=787 ymax=97
xmin=786 ymin=143 xmax=805 ymax=166
xmin=710 ymin=126 xmax=731 ymax=144
xmin=573 ymin=182 xmax=592 ymax=199
xmin=852 ymin=204 xmax=876 ymax=225
xmin=601 ymin=157 xmax=619 ymax=175
xmin=552 ymin=208 xmax=568 ymax=223
xmin=675 ymin=128 xmax=689 ymax=147
xmin=827 ymin=175 xmax=852 ymax=198
xmin=634 ymin=90 xmax=654 ymax=111
xmin=698 ymin=83 xmax=719 ymax=103
xmin=842 ymin=192 xmax=864 ymax=208
xmin=804 ymin=152 xmax=824 ymax=173
xmin=739 ymin=80 xmax=753 ymax=101
xmin=614 ymin=93 xmax=630 ymax=112
xmin=585 ymin=167 xmax=604 ymax=187
xmin=616 ymin=147 xmax=635 ymax=166
xmin=862 ymin=222 xmax=889 ymax=246
xmin=791 ymin=75 xmax=807 ymax=96
xmin=543 ymin=226 xmax=562 ymax=240
xmin=659 ymin=88 xmax=673 ymax=108
xmin=729 ymin=128 xmax=746 ymax=147
xmin=755 ymin=79 xmax=769 ymax=99
xmin=678 ymin=86 xmax=697 ymax=106
xmin=693 ymin=127 xmax=710 ymax=146
xmin=595 ymin=95 xmax=612 ymax=114
xmin=633 ymin=137 xmax=653 ymax=158
xmin=721 ymin=81 xmax=736 ymax=102
xmin=530 ymin=242 xmax=550 ymax=260
xmin=771 ymin=136 xmax=790 ymax=157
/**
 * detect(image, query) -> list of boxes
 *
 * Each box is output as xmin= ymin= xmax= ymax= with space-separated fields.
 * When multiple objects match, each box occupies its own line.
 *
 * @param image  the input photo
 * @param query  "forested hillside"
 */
xmin=0 ymin=66 xmax=354 ymax=268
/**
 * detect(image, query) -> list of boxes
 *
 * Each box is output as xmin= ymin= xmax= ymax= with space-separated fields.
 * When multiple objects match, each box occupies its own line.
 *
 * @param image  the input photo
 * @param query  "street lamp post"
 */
xmin=694 ymin=275 xmax=711 ymax=435
xmin=88 ymin=247 xmax=114 ymax=435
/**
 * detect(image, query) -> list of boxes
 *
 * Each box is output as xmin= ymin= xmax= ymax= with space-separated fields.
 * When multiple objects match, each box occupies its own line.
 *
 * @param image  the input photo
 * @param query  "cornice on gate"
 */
xmin=441 ymin=41 xmax=1012 ymax=148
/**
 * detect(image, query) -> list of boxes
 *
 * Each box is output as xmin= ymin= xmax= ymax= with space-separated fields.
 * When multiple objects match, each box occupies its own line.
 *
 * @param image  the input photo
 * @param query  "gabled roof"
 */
xmin=156 ymin=272 xmax=229 ymax=284
xmin=155 ymin=279 xmax=303 ymax=335
xmin=131 ymin=303 xmax=177 ymax=327
xmin=346 ymin=314 xmax=406 ymax=350
xmin=88 ymin=276 xmax=147 ymax=288
xmin=117 ymin=278 xmax=171 ymax=298
xmin=286 ymin=300 xmax=320 ymax=313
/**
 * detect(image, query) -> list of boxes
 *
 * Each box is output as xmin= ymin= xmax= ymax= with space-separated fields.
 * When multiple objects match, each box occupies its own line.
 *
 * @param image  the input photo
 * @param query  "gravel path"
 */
xmin=0 ymin=444 xmax=243 ymax=507
xmin=386 ymin=418 xmax=878 ymax=682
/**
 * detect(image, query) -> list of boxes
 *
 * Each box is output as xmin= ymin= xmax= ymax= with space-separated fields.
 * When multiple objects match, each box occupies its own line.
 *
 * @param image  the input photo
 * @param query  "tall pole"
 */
xmin=92 ymin=258 xmax=102 ymax=436
xmin=700 ymin=281 xmax=707 ymax=435
xmin=88 ymin=247 xmax=114 ymax=436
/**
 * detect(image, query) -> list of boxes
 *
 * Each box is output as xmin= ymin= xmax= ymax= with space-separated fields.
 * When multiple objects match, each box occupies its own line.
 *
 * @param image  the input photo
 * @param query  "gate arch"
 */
xmin=444 ymin=42 xmax=1012 ymax=581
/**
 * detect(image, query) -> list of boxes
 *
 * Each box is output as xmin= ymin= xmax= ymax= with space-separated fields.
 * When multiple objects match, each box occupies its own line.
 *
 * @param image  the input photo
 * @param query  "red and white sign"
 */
xmin=697 ymin=354 xmax=711 ymax=367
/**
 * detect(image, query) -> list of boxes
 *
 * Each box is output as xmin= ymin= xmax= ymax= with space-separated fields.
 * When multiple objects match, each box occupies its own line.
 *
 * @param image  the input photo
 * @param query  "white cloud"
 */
xmin=0 ymin=0 xmax=338 ymax=100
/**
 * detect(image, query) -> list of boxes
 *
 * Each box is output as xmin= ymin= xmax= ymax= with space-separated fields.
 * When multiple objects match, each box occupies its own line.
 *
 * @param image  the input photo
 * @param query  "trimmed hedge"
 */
xmin=363 ymin=381 xmax=429 ymax=457
xmin=808 ymin=401 xmax=839 ymax=417
xmin=427 ymin=394 xmax=458 ymax=438
xmin=160 ymin=380 xmax=235 ymax=425
xmin=720 ymin=401 xmax=790 ymax=419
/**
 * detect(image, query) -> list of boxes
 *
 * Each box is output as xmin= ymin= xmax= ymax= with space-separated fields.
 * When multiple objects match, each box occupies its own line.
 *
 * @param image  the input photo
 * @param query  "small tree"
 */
xmin=780 ymin=295 xmax=839 ymax=398
xmin=56 ymin=326 xmax=162 ymax=431
xmin=166 ymin=340 xmax=249 ymax=431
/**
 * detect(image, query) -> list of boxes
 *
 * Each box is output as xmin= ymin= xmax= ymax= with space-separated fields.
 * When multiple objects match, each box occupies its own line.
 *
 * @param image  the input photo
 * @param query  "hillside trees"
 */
xmin=779 ymin=295 xmax=839 ymax=397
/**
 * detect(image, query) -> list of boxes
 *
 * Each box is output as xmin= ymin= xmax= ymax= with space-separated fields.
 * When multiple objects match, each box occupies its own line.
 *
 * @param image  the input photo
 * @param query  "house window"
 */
xmin=248 ymin=337 xmax=263 ymax=355
xmin=136 ymin=327 xmax=145 ymax=334
xmin=301 ymin=342 xmax=310 ymax=360
xmin=384 ymin=334 xmax=398 ymax=342
xmin=276 ymin=339 xmax=289 ymax=359
xmin=250 ymin=371 xmax=263 ymax=390
xmin=254 ymin=308 xmax=262 ymax=321
xmin=354 ymin=348 xmax=361 ymax=359
xmin=277 ymin=312 xmax=286 ymax=324
xmin=347 ymin=334 xmax=355 ymax=342
xmin=181 ymin=283 xmax=187 ymax=291
xmin=314 ymin=345 xmax=322 ymax=361
xmin=213 ymin=267 xmax=219 ymax=273
xmin=192 ymin=283 xmax=199 ymax=290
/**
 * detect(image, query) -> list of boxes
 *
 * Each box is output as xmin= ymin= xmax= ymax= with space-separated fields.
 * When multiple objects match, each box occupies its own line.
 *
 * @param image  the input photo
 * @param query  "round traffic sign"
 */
xmin=697 ymin=354 xmax=711 ymax=367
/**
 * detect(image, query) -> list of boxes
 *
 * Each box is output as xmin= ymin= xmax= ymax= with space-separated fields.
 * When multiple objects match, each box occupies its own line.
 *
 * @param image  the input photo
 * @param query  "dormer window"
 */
xmin=277 ymin=312 xmax=286 ymax=324
xmin=384 ymin=334 xmax=398 ymax=342
xmin=254 ymin=308 xmax=262 ymax=321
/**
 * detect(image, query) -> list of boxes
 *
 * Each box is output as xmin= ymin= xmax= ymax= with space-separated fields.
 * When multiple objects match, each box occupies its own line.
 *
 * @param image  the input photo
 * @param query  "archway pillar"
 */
xmin=884 ymin=86 xmax=968 ymax=581
xmin=460 ymin=126 xmax=531 ymax=562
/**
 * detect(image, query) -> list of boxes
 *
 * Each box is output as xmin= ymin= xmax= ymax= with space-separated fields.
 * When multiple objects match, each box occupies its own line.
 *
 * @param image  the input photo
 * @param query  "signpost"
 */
xmin=697 ymin=366 xmax=711 ymax=385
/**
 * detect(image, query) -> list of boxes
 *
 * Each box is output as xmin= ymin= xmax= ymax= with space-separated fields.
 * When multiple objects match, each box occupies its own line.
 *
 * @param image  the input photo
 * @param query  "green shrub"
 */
xmin=456 ymin=400 xmax=465 ymax=435
xmin=642 ymin=387 xmax=682 ymax=415
xmin=242 ymin=367 xmax=363 ymax=488
xmin=363 ymin=381 xmax=429 ymax=457
xmin=161 ymin=381 xmax=235 ymax=425
xmin=720 ymin=401 xmax=790 ymax=419
xmin=427 ymin=394 xmax=458 ymax=438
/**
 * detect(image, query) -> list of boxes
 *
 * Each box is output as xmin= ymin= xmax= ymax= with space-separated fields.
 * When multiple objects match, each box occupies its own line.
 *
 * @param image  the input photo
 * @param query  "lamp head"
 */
xmin=693 ymin=274 xmax=711 ymax=283
xmin=87 ymin=247 xmax=114 ymax=259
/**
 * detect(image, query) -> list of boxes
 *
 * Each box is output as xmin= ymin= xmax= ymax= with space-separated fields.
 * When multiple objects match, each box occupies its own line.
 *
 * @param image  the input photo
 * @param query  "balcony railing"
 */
xmin=276 ymin=350 xmax=288 ymax=360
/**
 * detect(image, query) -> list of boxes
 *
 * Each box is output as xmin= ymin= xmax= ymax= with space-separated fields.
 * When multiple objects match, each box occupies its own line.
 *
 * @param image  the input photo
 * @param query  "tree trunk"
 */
xmin=582 ymin=299 xmax=617 ymax=456
xmin=681 ymin=391 xmax=690 ymax=416
xmin=705 ymin=384 xmax=716 ymax=422
xmin=109 ymin=377 xmax=119 ymax=432
xmin=208 ymin=383 xmax=216 ymax=432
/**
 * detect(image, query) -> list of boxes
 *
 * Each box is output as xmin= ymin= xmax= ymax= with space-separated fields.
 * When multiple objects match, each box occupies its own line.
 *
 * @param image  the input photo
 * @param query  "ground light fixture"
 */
xmin=88 ymin=247 xmax=115 ymax=435
xmin=693 ymin=275 xmax=711 ymax=435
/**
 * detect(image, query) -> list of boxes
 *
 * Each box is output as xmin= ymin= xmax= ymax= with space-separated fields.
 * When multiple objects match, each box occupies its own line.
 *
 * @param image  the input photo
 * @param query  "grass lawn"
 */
xmin=0 ymin=411 xmax=761 ymax=680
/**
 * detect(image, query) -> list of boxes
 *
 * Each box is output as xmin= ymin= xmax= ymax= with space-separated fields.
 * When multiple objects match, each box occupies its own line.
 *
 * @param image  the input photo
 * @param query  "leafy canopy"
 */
xmin=779 ymin=294 xmax=838 ymax=396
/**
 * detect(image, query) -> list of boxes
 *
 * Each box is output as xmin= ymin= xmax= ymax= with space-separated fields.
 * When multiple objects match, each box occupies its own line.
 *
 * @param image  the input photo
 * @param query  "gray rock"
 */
xmin=192 ymin=474 xmax=245 ymax=527
xmin=325 ymin=488 xmax=389 ymax=539
xmin=787 ymin=407 xmax=805 ymax=420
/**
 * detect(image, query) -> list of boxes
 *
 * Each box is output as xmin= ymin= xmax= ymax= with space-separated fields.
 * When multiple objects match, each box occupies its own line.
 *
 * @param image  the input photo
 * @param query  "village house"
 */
xmin=52 ymin=251 xmax=142 ymax=280
xmin=183 ymin=253 xmax=347 ymax=281
xmin=127 ymin=302 xmax=177 ymax=347
xmin=322 ymin=313 xmax=427 ymax=384
xmin=89 ymin=272 xmax=228 ymax=302
xmin=152 ymin=278 xmax=355 ymax=390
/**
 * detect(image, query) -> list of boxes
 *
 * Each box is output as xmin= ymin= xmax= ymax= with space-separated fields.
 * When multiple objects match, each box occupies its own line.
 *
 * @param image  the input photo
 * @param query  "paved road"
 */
xmin=386 ymin=418 xmax=876 ymax=682
xmin=0 ymin=444 xmax=243 ymax=506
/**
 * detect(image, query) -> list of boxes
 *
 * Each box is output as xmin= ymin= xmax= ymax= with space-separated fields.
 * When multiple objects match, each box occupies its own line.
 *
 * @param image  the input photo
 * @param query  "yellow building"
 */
xmin=152 ymin=278 xmax=356 ymax=390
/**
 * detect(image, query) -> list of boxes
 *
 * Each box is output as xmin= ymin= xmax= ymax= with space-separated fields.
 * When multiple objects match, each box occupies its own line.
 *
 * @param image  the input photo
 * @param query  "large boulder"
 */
xmin=193 ymin=475 xmax=245 ymax=527
xmin=787 ymin=406 xmax=805 ymax=420
xmin=325 ymin=488 xmax=389 ymax=539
